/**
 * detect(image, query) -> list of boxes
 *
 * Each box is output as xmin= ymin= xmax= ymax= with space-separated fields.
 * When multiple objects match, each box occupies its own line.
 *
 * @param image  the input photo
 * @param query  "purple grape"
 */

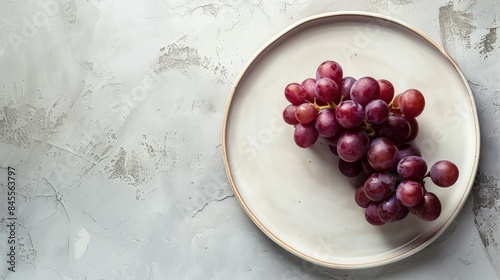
xmin=316 ymin=60 xmax=343 ymax=87
xmin=377 ymin=194 xmax=405 ymax=223
xmin=365 ymin=202 xmax=385 ymax=226
xmin=365 ymin=99 xmax=389 ymax=125
xmin=396 ymin=180 xmax=424 ymax=207
xmin=335 ymin=100 xmax=365 ymax=129
xmin=350 ymin=76 xmax=380 ymax=106
xmin=284 ymin=83 xmax=307 ymax=105
xmin=338 ymin=159 xmax=362 ymax=177
xmin=397 ymin=156 xmax=427 ymax=181
xmin=336 ymin=129 xmax=370 ymax=162
xmin=363 ymin=172 xmax=395 ymax=202
xmin=295 ymin=103 xmax=317 ymax=124
xmin=355 ymin=186 xmax=372 ymax=208
xmin=430 ymin=160 xmax=459 ymax=187
xmin=315 ymin=108 xmax=341 ymax=137
xmin=339 ymin=76 xmax=356 ymax=101
xmin=282 ymin=105 xmax=298 ymax=125
xmin=301 ymin=78 xmax=316 ymax=102
xmin=315 ymin=77 xmax=339 ymax=103
xmin=293 ymin=123 xmax=318 ymax=148
xmin=367 ymin=137 xmax=399 ymax=172
xmin=412 ymin=192 xmax=441 ymax=221
xmin=378 ymin=79 xmax=395 ymax=104
xmin=378 ymin=114 xmax=411 ymax=144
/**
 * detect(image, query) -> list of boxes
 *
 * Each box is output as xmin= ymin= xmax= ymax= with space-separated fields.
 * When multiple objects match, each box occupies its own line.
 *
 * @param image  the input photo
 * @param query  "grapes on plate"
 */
xmin=281 ymin=59 xmax=459 ymax=226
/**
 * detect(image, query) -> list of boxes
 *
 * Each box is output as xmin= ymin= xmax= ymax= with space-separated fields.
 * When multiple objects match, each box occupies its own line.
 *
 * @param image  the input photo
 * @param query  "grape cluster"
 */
xmin=282 ymin=60 xmax=460 ymax=226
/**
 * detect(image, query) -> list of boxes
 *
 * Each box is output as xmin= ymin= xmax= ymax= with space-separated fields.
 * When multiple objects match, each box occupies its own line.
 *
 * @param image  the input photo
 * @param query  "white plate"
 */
xmin=222 ymin=12 xmax=479 ymax=268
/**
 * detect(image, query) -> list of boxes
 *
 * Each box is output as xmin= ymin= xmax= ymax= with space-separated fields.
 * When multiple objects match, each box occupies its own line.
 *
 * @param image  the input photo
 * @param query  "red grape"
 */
xmin=355 ymin=186 xmax=372 ymax=208
xmin=339 ymin=76 xmax=356 ymax=101
xmin=295 ymin=103 xmax=317 ymax=124
xmin=350 ymin=76 xmax=380 ymax=106
xmin=379 ymin=114 xmax=411 ymax=144
xmin=363 ymin=172 xmax=395 ymax=201
xmin=337 ymin=129 xmax=370 ymax=162
xmin=282 ymin=104 xmax=298 ymax=125
xmin=396 ymin=180 xmax=424 ymax=207
xmin=365 ymin=99 xmax=389 ymax=125
xmin=378 ymin=79 xmax=395 ymax=104
xmin=316 ymin=60 xmax=343 ymax=86
xmin=365 ymin=202 xmax=385 ymax=226
xmin=397 ymin=156 xmax=427 ymax=181
xmin=335 ymin=100 xmax=365 ymax=129
xmin=399 ymin=89 xmax=425 ymax=118
xmin=412 ymin=192 xmax=441 ymax=221
xmin=367 ymin=137 xmax=399 ymax=172
xmin=430 ymin=160 xmax=459 ymax=187
xmin=293 ymin=123 xmax=318 ymax=148
xmin=301 ymin=78 xmax=316 ymax=102
xmin=377 ymin=194 xmax=405 ymax=223
xmin=315 ymin=77 xmax=339 ymax=103
xmin=315 ymin=108 xmax=341 ymax=137
xmin=284 ymin=83 xmax=307 ymax=105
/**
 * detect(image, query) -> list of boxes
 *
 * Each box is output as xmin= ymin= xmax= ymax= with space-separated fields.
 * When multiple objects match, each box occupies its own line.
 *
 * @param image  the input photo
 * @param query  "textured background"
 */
xmin=0 ymin=0 xmax=499 ymax=279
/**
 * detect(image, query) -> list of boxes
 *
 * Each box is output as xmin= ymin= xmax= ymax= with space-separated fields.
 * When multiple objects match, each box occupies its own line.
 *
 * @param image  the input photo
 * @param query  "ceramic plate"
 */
xmin=222 ymin=12 xmax=479 ymax=268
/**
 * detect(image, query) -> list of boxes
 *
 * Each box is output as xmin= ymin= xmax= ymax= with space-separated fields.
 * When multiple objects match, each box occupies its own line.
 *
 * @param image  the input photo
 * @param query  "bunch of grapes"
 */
xmin=282 ymin=60 xmax=459 ymax=226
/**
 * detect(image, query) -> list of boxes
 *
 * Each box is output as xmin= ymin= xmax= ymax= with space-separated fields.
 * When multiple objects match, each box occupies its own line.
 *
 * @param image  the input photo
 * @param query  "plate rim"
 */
xmin=221 ymin=11 xmax=481 ymax=269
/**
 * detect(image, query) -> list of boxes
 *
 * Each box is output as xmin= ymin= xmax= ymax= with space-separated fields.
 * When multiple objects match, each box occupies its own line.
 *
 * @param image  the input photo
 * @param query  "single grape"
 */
xmin=315 ymin=77 xmax=340 ymax=103
xmin=396 ymin=180 xmax=424 ymax=207
xmin=365 ymin=202 xmax=385 ymax=226
xmin=397 ymin=156 xmax=427 ymax=181
xmin=378 ymin=79 xmax=395 ymax=104
xmin=295 ymin=103 xmax=317 ymax=124
xmin=430 ymin=160 xmax=459 ymax=187
xmin=282 ymin=104 xmax=299 ymax=125
xmin=378 ymin=114 xmax=411 ymax=144
xmin=337 ymin=129 xmax=370 ymax=162
xmin=365 ymin=99 xmax=389 ymax=125
xmin=335 ymin=100 xmax=365 ymax=129
xmin=316 ymin=60 xmax=343 ymax=87
xmin=301 ymin=78 xmax=316 ymax=102
xmin=315 ymin=108 xmax=341 ymax=137
xmin=284 ymin=83 xmax=307 ymax=105
xmin=399 ymin=89 xmax=425 ymax=118
xmin=367 ymin=137 xmax=399 ymax=172
xmin=338 ymin=159 xmax=362 ymax=177
xmin=339 ymin=76 xmax=356 ymax=101
xmin=355 ymin=186 xmax=372 ymax=208
xmin=294 ymin=123 xmax=318 ymax=148
xmin=412 ymin=192 xmax=441 ymax=221
xmin=377 ymin=194 xmax=405 ymax=223
xmin=397 ymin=143 xmax=422 ymax=161
xmin=363 ymin=172 xmax=395 ymax=201
xmin=350 ymin=76 xmax=380 ymax=106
